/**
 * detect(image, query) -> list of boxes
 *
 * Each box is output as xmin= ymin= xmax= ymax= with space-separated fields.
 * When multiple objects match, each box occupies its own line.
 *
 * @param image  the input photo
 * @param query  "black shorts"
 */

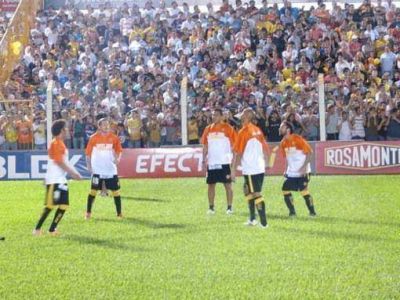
xmin=91 ymin=174 xmax=120 ymax=191
xmin=206 ymin=164 xmax=232 ymax=184
xmin=243 ymin=173 xmax=264 ymax=195
xmin=45 ymin=183 xmax=69 ymax=207
xmin=282 ymin=174 xmax=311 ymax=192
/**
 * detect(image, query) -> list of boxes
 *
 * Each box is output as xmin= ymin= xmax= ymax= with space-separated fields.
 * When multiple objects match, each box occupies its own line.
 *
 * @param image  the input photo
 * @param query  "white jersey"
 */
xmin=45 ymin=138 xmax=68 ymax=185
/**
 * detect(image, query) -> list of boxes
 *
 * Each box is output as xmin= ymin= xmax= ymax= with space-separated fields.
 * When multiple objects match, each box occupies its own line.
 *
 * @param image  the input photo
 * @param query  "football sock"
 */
xmin=248 ymin=199 xmax=256 ymax=221
xmin=35 ymin=207 xmax=52 ymax=230
xmin=49 ymin=208 xmax=66 ymax=232
xmin=227 ymin=205 xmax=232 ymax=211
xmin=284 ymin=193 xmax=296 ymax=215
xmin=209 ymin=204 xmax=214 ymax=211
xmin=114 ymin=196 xmax=122 ymax=215
xmin=256 ymin=198 xmax=267 ymax=226
xmin=87 ymin=195 xmax=95 ymax=213
xmin=303 ymin=194 xmax=316 ymax=215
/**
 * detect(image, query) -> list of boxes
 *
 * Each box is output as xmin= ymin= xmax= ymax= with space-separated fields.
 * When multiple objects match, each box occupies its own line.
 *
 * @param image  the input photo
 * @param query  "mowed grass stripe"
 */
xmin=0 ymin=175 xmax=399 ymax=299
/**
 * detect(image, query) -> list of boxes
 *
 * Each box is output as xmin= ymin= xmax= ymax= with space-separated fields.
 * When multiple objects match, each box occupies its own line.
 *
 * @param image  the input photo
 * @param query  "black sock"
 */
xmin=303 ymin=194 xmax=316 ymax=215
xmin=248 ymin=199 xmax=256 ymax=221
xmin=256 ymin=199 xmax=267 ymax=226
xmin=114 ymin=196 xmax=122 ymax=215
xmin=209 ymin=204 xmax=214 ymax=211
xmin=227 ymin=205 xmax=232 ymax=210
xmin=284 ymin=194 xmax=296 ymax=215
xmin=87 ymin=195 xmax=95 ymax=213
xmin=35 ymin=207 xmax=52 ymax=230
xmin=49 ymin=208 xmax=66 ymax=232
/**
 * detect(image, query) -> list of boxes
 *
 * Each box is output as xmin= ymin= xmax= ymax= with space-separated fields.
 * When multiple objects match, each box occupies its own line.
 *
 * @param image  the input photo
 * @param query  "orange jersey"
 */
xmin=86 ymin=132 xmax=122 ymax=176
xmin=201 ymin=122 xmax=237 ymax=165
xmin=280 ymin=134 xmax=312 ymax=177
xmin=45 ymin=138 xmax=68 ymax=184
xmin=234 ymin=123 xmax=269 ymax=175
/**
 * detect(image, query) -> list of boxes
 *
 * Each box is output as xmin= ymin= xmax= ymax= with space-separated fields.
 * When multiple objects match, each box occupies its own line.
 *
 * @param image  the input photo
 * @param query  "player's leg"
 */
xmin=48 ymin=184 xmax=69 ymax=235
xmin=207 ymin=183 xmax=216 ymax=214
xmin=33 ymin=185 xmax=55 ymax=235
xmin=282 ymin=177 xmax=296 ymax=216
xmin=223 ymin=164 xmax=233 ymax=214
xmin=106 ymin=176 xmax=122 ymax=218
xmin=251 ymin=174 xmax=267 ymax=228
xmin=86 ymin=175 xmax=100 ymax=219
xmin=223 ymin=182 xmax=233 ymax=214
xmin=300 ymin=175 xmax=316 ymax=216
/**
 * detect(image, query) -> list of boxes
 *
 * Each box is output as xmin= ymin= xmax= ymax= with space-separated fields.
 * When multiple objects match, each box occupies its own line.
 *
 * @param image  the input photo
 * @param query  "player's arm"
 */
xmin=56 ymin=161 xmax=81 ymax=180
xmin=85 ymin=136 xmax=94 ymax=173
xmin=231 ymin=153 xmax=241 ymax=183
xmin=299 ymin=138 xmax=312 ymax=175
xmin=113 ymin=135 xmax=123 ymax=165
xmin=200 ymin=127 xmax=209 ymax=167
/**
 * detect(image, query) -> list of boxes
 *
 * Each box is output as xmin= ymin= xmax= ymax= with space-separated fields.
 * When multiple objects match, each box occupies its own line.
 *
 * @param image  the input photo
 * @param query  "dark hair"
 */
xmin=51 ymin=119 xmax=66 ymax=136
xmin=213 ymin=108 xmax=223 ymax=116
xmin=283 ymin=121 xmax=294 ymax=134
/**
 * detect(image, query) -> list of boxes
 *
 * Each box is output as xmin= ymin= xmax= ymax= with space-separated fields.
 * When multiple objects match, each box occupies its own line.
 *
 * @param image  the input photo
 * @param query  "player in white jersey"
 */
xmin=232 ymin=108 xmax=270 ymax=228
xmin=279 ymin=121 xmax=316 ymax=217
xmin=85 ymin=118 xmax=123 ymax=219
xmin=201 ymin=109 xmax=237 ymax=214
xmin=33 ymin=120 xmax=81 ymax=236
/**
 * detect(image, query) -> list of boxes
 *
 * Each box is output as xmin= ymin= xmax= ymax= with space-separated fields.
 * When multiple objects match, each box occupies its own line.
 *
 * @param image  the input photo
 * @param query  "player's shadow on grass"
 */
xmin=308 ymin=215 xmax=400 ymax=228
xmin=274 ymin=226 xmax=396 ymax=243
xmin=65 ymin=234 xmax=150 ymax=252
xmin=95 ymin=216 xmax=188 ymax=230
xmin=123 ymin=196 xmax=168 ymax=203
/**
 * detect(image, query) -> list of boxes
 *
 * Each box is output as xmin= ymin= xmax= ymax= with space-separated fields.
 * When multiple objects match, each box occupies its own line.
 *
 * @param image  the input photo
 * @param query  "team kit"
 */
xmin=33 ymin=108 xmax=316 ymax=234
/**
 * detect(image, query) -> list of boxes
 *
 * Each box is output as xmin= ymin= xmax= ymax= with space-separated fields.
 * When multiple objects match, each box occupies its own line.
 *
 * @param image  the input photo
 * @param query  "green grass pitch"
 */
xmin=0 ymin=175 xmax=399 ymax=299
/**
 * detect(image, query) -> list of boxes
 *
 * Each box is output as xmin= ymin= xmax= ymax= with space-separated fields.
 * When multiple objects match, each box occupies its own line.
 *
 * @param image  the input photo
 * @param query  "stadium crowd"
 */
xmin=1 ymin=0 xmax=400 ymax=150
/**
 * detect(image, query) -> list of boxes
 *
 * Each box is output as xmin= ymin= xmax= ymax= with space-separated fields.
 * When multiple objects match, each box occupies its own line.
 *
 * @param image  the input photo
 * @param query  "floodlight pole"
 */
xmin=46 ymin=80 xmax=54 ymax=149
xmin=318 ymin=74 xmax=326 ymax=142
xmin=180 ymin=75 xmax=188 ymax=146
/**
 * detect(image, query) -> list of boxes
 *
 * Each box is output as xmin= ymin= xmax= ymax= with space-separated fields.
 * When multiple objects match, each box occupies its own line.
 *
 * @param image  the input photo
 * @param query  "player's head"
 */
xmin=51 ymin=119 xmax=66 ymax=137
xmin=212 ymin=108 xmax=223 ymax=123
xmin=237 ymin=107 xmax=255 ymax=124
xmin=98 ymin=117 xmax=110 ymax=133
xmin=279 ymin=121 xmax=294 ymax=136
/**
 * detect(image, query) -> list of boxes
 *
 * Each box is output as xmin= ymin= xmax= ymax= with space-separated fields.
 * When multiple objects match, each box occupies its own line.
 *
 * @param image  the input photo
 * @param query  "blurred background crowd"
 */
xmin=1 ymin=0 xmax=400 ymax=150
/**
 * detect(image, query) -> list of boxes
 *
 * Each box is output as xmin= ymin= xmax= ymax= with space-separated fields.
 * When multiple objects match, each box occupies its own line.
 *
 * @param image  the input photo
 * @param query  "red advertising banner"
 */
xmin=0 ymin=0 xmax=19 ymax=11
xmin=315 ymin=141 xmax=400 ymax=174
xmin=118 ymin=145 xmax=288 ymax=179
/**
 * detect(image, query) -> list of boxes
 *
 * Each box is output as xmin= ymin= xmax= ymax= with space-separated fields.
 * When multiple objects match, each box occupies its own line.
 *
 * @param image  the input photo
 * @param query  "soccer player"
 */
xmin=232 ymin=108 xmax=270 ymax=228
xmin=201 ymin=108 xmax=237 ymax=214
xmin=33 ymin=119 xmax=82 ymax=236
xmin=85 ymin=117 xmax=123 ymax=219
xmin=279 ymin=121 xmax=317 ymax=217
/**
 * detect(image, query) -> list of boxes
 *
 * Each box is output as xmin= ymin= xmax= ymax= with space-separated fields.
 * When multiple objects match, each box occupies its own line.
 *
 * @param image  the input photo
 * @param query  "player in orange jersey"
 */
xmin=85 ymin=118 xmax=123 ymax=219
xmin=279 ymin=121 xmax=316 ymax=217
xmin=201 ymin=108 xmax=237 ymax=214
xmin=232 ymin=108 xmax=270 ymax=228
xmin=33 ymin=119 xmax=82 ymax=236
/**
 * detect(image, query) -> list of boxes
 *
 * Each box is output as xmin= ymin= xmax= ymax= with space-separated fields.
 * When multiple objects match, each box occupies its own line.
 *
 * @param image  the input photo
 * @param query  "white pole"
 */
xmin=46 ymin=80 xmax=54 ymax=149
xmin=318 ymin=74 xmax=326 ymax=142
xmin=180 ymin=75 xmax=188 ymax=146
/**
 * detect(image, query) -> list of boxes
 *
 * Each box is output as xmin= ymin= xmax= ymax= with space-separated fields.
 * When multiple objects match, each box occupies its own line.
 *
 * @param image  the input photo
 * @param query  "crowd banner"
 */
xmin=0 ymin=0 xmax=19 ymax=11
xmin=315 ymin=141 xmax=400 ymax=175
xmin=119 ymin=143 xmax=292 ymax=178
xmin=0 ymin=150 xmax=90 ymax=180
xmin=1 ymin=141 xmax=399 ymax=180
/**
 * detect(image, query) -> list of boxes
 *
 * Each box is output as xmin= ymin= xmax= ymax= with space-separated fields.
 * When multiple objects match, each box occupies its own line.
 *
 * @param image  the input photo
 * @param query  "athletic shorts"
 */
xmin=243 ymin=173 xmax=264 ymax=195
xmin=282 ymin=174 xmax=310 ymax=192
xmin=206 ymin=164 xmax=232 ymax=184
xmin=91 ymin=174 xmax=120 ymax=191
xmin=45 ymin=183 xmax=69 ymax=207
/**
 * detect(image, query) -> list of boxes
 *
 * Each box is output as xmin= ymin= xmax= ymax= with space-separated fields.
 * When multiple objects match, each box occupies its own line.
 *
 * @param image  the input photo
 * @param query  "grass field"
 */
xmin=0 ymin=175 xmax=399 ymax=299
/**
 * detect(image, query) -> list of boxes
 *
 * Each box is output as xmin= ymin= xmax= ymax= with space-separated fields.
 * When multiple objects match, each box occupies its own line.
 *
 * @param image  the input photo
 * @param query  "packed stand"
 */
xmin=1 ymin=0 xmax=400 ymax=151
